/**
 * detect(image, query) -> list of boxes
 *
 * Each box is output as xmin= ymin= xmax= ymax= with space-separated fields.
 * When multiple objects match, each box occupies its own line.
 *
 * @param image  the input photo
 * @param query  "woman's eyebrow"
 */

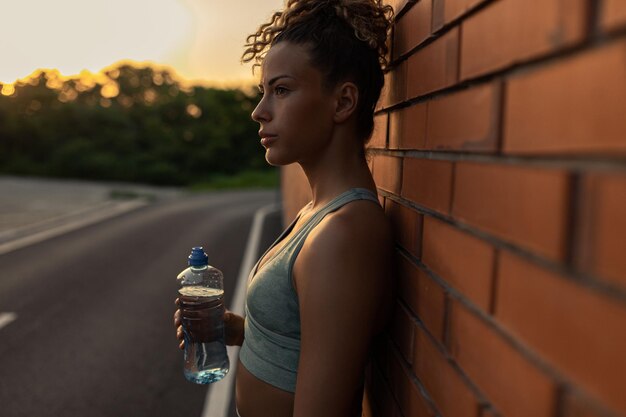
xmin=269 ymin=75 xmax=294 ymax=85
xmin=259 ymin=75 xmax=295 ymax=90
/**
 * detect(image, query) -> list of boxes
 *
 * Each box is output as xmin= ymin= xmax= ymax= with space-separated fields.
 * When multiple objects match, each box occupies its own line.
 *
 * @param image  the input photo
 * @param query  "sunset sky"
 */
xmin=0 ymin=0 xmax=284 ymax=88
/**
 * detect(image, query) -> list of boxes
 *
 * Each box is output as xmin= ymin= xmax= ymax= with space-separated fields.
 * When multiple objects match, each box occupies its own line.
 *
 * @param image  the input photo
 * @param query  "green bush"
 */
xmin=0 ymin=64 xmax=269 ymax=186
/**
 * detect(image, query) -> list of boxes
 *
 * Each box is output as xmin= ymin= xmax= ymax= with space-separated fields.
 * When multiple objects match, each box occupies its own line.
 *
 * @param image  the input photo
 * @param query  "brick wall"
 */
xmin=279 ymin=1 xmax=626 ymax=416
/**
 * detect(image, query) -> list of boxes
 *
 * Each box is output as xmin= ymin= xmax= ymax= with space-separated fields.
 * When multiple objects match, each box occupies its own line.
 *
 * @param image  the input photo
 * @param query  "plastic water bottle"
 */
xmin=177 ymin=247 xmax=229 ymax=384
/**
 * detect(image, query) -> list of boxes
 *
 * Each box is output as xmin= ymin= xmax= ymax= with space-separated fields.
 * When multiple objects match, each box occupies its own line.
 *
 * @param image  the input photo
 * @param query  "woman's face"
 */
xmin=252 ymin=41 xmax=337 ymax=166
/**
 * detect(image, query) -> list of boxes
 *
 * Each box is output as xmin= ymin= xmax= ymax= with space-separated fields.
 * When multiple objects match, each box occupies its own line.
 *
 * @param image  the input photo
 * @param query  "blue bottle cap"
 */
xmin=188 ymin=247 xmax=208 ymax=266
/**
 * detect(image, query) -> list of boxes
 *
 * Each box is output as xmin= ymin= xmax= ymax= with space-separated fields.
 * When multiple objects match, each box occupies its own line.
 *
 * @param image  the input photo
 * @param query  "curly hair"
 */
xmin=242 ymin=0 xmax=394 ymax=142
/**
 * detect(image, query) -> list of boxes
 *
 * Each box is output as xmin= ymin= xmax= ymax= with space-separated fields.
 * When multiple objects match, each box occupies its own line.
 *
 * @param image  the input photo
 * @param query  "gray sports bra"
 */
xmin=238 ymin=188 xmax=380 ymax=392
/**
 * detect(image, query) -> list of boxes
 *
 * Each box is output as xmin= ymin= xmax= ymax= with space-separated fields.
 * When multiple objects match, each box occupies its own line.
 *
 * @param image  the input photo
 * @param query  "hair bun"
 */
xmin=243 ymin=0 xmax=394 ymax=69
xmin=331 ymin=0 xmax=394 ymax=67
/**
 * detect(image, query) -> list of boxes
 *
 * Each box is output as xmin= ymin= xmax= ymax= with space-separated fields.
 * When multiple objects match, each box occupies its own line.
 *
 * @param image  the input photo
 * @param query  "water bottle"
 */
xmin=177 ymin=247 xmax=229 ymax=384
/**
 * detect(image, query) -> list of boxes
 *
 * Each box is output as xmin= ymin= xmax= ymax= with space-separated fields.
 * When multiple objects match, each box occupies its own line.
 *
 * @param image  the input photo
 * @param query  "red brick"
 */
xmin=402 ymin=158 xmax=454 ymax=214
xmin=379 ymin=60 xmax=408 ymax=109
xmin=426 ymin=81 xmax=501 ymax=152
xmin=369 ymin=360 xmax=403 ymax=417
xmin=390 ymin=350 xmax=438 ymax=417
xmin=562 ymin=391 xmax=613 ymax=417
xmin=398 ymin=253 xmax=447 ymax=342
xmin=372 ymin=155 xmax=402 ymax=194
xmin=460 ymin=0 xmax=587 ymax=80
xmin=389 ymin=103 xmax=428 ymax=149
xmin=415 ymin=268 xmax=447 ymax=343
xmin=432 ymin=0 xmax=488 ymax=30
xmin=577 ymin=173 xmax=626 ymax=288
xmin=393 ymin=0 xmax=433 ymax=59
xmin=376 ymin=338 xmax=395 ymax=383
xmin=407 ymin=27 xmax=459 ymax=98
xmin=422 ymin=216 xmax=495 ymax=311
xmin=449 ymin=300 xmax=558 ymax=417
xmin=386 ymin=201 xmax=423 ymax=258
xmin=452 ymin=162 xmax=570 ymax=261
xmin=389 ymin=105 xmax=427 ymax=150
xmin=504 ymin=41 xmax=626 ymax=155
xmin=381 ymin=392 xmax=403 ymax=417
xmin=368 ymin=113 xmax=389 ymax=149
xmin=385 ymin=0 xmax=416 ymax=17
xmin=495 ymin=251 xmax=626 ymax=415
xmin=413 ymin=325 xmax=480 ymax=417
xmin=378 ymin=386 xmax=403 ymax=417
xmin=398 ymin=253 xmax=422 ymax=317
xmin=480 ymin=408 xmax=501 ymax=417
xmin=391 ymin=303 xmax=415 ymax=364
xmin=601 ymin=0 xmax=626 ymax=32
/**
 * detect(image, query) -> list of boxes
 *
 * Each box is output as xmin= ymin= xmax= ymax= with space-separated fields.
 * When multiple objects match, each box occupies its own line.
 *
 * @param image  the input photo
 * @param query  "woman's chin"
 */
xmin=265 ymin=151 xmax=294 ymax=167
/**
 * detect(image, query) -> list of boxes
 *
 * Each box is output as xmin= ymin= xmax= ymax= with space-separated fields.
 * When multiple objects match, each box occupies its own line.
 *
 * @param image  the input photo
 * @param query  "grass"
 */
xmin=187 ymin=169 xmax=280 ymax=191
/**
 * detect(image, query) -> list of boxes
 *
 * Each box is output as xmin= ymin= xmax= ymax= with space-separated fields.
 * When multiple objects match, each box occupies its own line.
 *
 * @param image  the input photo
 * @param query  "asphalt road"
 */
xmin=0 ymin=189 xmax=281 ymax=417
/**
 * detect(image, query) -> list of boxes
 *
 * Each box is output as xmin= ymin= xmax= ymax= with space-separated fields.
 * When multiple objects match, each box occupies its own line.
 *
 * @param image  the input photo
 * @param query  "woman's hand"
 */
xmin=174 ymin=298 xmax=245 ymax=349
xmin=223 ymin=310 xmax=245 ymax=346
xmin=174 ymin=299 xmax=184 ymax=350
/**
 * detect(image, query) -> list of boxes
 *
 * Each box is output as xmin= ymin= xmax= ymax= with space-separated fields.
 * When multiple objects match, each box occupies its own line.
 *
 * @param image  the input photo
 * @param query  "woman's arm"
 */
xmin=292 ymin=202 xmax=393 ymax=417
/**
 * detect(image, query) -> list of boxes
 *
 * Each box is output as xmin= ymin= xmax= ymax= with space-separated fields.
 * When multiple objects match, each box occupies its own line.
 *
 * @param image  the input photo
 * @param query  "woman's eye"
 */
xmin=274 ymin=86 xmax=288 ymax=96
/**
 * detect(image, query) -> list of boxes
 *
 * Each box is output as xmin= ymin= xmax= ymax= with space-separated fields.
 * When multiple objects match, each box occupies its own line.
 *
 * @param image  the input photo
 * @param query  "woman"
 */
xmin=175 ymin=1 xmax=395 ymax=416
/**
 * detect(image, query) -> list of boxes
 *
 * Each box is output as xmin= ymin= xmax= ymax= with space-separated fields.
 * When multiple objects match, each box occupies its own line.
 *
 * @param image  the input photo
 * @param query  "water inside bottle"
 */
xmin=178 ymin=286 xmax=224 ymax=299
xmin=183 ymin=340 xmax=230 ymax=384
xmin=179 ymin=286 xmax=229 ymax=383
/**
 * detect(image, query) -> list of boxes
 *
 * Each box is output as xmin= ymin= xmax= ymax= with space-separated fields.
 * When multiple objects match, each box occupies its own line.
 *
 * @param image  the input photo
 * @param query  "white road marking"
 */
xmin=201 ymin=203 xmax=280 ymax=417
xmin=0 ymin=312 xmax=18 ymax=330
xmin=0 ymin=200 xmax=147 ymax=256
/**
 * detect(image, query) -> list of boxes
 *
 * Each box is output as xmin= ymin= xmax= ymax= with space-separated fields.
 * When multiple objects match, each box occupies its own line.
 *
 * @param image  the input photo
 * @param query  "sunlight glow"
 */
xmin=100 ymin=82 xmax=120 ymax=99
xmin=186 ymin=104 xmax=202 ymax=118
xmin=0 ymin=0 xmax=190 ymax=83
xmin=1 ymin=85 xmax=16 ymax=96
xmin=0 ymin=0 xmax=285 ymax=88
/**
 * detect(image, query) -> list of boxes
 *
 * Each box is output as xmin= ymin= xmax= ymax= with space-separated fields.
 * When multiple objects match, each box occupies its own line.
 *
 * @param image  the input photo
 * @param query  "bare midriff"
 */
xmin=235 ymin=360 xmax=295 ymax=417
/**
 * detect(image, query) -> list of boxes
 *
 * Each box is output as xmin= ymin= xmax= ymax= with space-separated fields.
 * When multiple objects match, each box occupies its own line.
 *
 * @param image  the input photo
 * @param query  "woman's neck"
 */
xmin=300 ymin=149 xmax=376 ymax=210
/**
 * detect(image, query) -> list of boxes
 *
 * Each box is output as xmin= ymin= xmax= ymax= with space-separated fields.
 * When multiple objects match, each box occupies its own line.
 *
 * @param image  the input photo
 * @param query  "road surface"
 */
xmin=0 ymin=187 xmax=282 ymax=417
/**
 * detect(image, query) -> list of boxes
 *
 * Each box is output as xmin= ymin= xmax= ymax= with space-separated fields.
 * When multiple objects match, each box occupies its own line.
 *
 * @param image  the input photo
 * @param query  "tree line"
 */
xmin=0 ymin=64 xmax=268 ymax=186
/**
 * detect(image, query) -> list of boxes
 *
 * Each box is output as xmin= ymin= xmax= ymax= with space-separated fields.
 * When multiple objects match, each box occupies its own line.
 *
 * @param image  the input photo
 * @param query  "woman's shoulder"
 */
xmin=293 ymin=196 xmax=394 ymax=327
xmin=327 ymin=198 xmax=391 ymax=241
xmin=300 ymin=198 xmax=393 ymax=266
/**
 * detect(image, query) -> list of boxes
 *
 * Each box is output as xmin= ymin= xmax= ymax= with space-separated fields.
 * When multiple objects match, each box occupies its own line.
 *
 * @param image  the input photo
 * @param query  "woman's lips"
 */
xmin=260 ymin=136 xmax=277 ymax=147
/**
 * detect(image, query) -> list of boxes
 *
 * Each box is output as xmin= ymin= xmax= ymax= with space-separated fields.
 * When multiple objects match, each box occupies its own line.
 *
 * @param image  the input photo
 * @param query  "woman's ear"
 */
xmin=333 ymin=82 xmax=359 ymax=123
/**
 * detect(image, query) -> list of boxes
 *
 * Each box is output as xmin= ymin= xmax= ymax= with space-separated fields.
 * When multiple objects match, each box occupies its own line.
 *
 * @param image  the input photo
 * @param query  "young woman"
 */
xmin=175 ymin=1 xmax=395 ymax=416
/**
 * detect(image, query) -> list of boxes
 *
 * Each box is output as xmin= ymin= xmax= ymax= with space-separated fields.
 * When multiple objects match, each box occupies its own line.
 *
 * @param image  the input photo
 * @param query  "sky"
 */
xmin=0 ymin=0 xmax=284 ymax=88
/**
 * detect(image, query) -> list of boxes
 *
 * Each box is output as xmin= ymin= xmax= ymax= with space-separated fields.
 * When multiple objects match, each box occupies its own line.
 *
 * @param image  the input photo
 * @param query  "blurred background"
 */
xmin=0 ymin=0 xmax=285 ymax=188
xmin=0 ymin=2 xmax=285 ymax=417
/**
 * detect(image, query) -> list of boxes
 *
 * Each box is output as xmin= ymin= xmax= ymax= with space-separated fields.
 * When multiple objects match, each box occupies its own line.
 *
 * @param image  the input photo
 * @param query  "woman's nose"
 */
xmin=251 ymin=97 xmax=271 ymax=123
